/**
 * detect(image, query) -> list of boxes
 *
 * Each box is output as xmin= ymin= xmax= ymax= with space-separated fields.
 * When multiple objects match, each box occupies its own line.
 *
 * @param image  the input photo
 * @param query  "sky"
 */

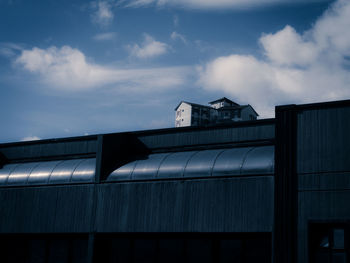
xmin=1 ymin=0 xmax=349 ymax=143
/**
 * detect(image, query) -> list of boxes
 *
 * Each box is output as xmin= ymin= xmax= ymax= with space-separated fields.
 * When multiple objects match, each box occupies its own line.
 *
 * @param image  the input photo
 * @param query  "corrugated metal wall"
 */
xmin=0 ymin=185 xmax=94 ymax=233
xmin=96 ymin=176 xmax=274 ymax=233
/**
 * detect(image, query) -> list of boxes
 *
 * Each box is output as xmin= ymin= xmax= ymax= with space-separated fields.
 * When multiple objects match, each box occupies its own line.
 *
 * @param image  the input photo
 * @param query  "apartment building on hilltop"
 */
xmin=175 ymin=97 xmax=258 ymax=127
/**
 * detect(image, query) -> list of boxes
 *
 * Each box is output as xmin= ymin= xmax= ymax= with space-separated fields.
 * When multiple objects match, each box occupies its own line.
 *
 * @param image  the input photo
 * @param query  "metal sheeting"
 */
xmin=132 ymin=153 xmax=170 ymax=180
xmin=0 ymin=164 xmax=19 ymax=185
xmin=241 ymin=147 xmax=274 ymax=175
xmin=107 ymin=146 xmax=274 ymax=181
xmin=0 ymin=158 xmax=95 ymax=187
xmin=212 ymin=147 xmax=253 ymax=177
xmin=158 ymin=151 xmax=196 ymax=179
xmin=184 ymin=149 xmax=224 ymax=178
xmin=72 ymin=158 xmax=96 ymax=182
xmin=28 ymin=161 xmax=61 ymax=185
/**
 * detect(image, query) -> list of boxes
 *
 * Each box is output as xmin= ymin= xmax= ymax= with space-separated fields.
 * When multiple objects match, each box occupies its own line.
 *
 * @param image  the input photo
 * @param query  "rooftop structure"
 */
xmin=175 ymin=97 xmax=258 ymax=127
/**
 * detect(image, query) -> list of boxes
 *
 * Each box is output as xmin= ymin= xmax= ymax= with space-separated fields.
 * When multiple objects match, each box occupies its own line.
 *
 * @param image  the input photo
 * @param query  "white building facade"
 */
xmin=175 ymin=102 xmax=192 ymax=127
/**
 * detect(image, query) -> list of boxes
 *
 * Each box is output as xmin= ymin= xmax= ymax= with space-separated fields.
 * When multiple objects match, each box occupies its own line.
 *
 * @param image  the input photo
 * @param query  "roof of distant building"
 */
xmin=208 ymin=97 xmax=239 ymax=106
xmin=174 ymin=101 xmax=213 ymax=111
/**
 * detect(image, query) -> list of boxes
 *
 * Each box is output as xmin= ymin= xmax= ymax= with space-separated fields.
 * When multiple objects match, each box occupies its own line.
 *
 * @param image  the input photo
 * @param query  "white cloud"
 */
xmin=127 ymin=34 xmax=169 ymax=59
xmin=170 ymin=31 xmax=187 ymax=44
xmin=21 ymin=136 xmax=40 ymax=142
xmin=93 ymin=32 xmax=117 ymax=41
xmin=91 ymin=0 xmax=114 ymax=26
xmin=15 ymin=45 xmax=190 ymax=90
xmin=260 ymin=26 xmax=318 ymax=67
xmin=198 ymin=0 xmax=350 ymax=117
xmin=121 ymin=0 xmax=327 ymax=9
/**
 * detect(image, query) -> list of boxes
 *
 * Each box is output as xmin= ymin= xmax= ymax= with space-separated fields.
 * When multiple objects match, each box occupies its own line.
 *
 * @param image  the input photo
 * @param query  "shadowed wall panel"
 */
xmin=95 ymin=176 xmax=274 ymax=233
xmin=299 ymin=172 xmax=350 ymax=191
xmin=0 ymin=138 xmax=97 ymax=162
xmin=297 ymin=107 xmax=350 ymax=174
xmin=0 ymin=185 xmax=94 ymax=233
xmin=137 ymin=123 xmax=275 ymax=150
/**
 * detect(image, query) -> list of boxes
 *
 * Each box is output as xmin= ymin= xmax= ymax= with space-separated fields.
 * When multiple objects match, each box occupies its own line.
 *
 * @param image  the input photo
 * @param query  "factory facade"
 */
xmin=0 ymin=99 xmax=350 ymax=263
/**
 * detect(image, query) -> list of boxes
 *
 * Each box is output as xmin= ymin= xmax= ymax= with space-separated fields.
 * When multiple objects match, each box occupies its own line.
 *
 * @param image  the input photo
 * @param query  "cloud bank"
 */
xmin=121 ymin=0 xmax=328 ymax=9
xmin=15 ymin=45 xmax=189 ymax=90
xmin=127 ymin=34 xmax=169 ymax=59
xmin=198 ymin=0 xmax=350 ymax=117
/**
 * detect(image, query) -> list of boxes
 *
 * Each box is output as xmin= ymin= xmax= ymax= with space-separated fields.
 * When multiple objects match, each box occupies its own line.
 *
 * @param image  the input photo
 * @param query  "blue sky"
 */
xmin=1 ymin=0 xmax=350 ymax=143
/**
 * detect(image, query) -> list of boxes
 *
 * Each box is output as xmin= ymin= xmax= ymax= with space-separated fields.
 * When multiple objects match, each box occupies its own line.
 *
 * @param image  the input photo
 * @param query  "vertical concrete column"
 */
xmin=274 ymin=105 xmax=298 ymax=263
xmin=87 ymin=135 xmax=104 ymax=263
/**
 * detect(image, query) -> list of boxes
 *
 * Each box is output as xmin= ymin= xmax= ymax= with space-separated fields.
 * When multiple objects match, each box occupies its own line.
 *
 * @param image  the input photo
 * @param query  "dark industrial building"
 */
xmin=0 ymin=99 xmax=349 ymax=263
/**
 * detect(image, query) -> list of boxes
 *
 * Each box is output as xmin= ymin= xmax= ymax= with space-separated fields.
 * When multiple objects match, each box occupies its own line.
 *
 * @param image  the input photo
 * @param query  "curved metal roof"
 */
xmin=107 ymin=146 xmax=274 ymax=181
xmin=0 ymin=158 xmax=95 ymax=187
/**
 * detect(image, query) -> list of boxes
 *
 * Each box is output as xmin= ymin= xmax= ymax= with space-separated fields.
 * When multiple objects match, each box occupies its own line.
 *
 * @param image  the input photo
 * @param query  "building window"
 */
xmin=309 ymin=223 xmax=348 ymax=263
xmin=182 ymin=109 xmax=184 ymax=112
xmin=176 ymin=110 xmax=181 ymax=118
